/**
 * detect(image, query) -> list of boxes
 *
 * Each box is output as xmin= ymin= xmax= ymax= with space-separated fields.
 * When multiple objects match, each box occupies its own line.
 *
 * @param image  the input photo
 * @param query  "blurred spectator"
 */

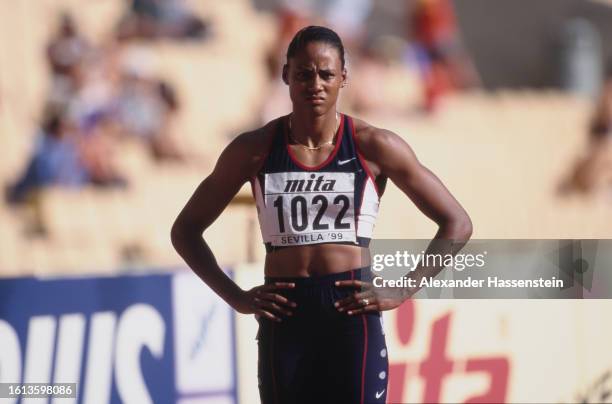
xmin=65 ymin=50 xmax=118 ymax=125
xmin=47 ymin=13 xmax=90 ymax=78
xmin=114 ymin=53 xmax=185 ymax=161
xmin=8 ymin=10 xmax=198 ymax=211
xmin=46 ymin=13 xmax=91 ymax=111
xmin=264 ymin=0 xmax=372 ymax=80
xmin=409 ymin=0 xmax=480 ymax=113
xmin=264 ymin=1 xmax=314 ymax=81
xmin=590 ymin=70 xmax=612 ymax=142
xmin=560 ymin=18 xmax=602 ymax=99
xmin=78 ymin=111 xmax=127 ymax=186
xmin=6 ymin=110 xmax=88 ymax=205
xmin=150 ymin=80 xmax=185 ymax=161
xmin=5 ymin=108 xmax=126 ymax=206
xmin=116 ymin=0 xmax=209 ymax=41
xmin=321 ymin=0 xmax=372 ymax=51
xmin=559 ymin=64 xmax=612 ymax=195
xmin=260 ymin=0 xmax=372 ymax=124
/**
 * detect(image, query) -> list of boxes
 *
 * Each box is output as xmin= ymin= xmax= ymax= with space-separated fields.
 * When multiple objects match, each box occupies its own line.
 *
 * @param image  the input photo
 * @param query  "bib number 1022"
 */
xmin=273 ymin=195 xmax=351 ymax=232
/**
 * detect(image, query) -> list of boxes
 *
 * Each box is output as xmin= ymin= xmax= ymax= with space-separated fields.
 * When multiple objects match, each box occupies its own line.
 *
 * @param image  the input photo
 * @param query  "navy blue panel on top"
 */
xmin=256 ymin=114 xmax=373 ymax=252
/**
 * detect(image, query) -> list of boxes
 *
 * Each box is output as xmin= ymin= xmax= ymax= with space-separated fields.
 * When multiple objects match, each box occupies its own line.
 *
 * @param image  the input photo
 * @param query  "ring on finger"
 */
xmin=361 ymin=298 xmax=370 ymax=306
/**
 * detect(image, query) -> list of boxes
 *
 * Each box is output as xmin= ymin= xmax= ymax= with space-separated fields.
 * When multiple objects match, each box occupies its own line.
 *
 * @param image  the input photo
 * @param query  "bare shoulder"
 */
xmin=227 ymin=118 xmax=280 ymax=161
xmin=217 ymin=117 xmax=282 ymax=179
xmin=352 ymin=117 xmax=405 ymax=152
xmin=350 ymin=116 xmax=416 ymax=172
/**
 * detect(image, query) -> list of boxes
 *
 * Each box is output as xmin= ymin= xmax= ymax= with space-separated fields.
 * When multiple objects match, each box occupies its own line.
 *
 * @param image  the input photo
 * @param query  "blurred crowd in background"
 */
xmin=5 ymin=0 xmax=206 ymax=206
xmin=1 ymin=0 xmax=612 ymax=272
xmin=561 ymin=64 xmax=612 ymax=195
xmin=259 ymin=0 xmax=480 ymax=119
xmin=4 ymin=0 xmax=486 ymax=211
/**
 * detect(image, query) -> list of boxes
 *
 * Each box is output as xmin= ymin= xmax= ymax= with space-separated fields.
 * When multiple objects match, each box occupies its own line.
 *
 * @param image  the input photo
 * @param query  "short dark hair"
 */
xmin=286 ymin=26 xmax=346 ymax=69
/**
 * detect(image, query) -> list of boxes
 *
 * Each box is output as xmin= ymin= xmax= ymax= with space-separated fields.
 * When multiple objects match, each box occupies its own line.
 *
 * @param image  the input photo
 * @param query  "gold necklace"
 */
xmin=289 ymin=113 xmax=339 ymax=152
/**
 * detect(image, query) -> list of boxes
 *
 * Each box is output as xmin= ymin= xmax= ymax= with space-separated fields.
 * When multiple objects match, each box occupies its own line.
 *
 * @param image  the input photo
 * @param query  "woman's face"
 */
xmin=284 ymin=41 xmax=346 ymax=116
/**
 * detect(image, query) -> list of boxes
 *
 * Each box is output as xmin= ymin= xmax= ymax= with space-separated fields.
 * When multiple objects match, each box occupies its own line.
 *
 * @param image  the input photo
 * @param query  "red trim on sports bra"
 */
xmin=285 ymin=113 xmax=345 ymax=171
xmin=348 ymin=117 xmax=381 ymax=197
xmin=361 ymin=314 xmax=368 ymax=404
xmin=355 ymin=177 xmax=366 ymax=233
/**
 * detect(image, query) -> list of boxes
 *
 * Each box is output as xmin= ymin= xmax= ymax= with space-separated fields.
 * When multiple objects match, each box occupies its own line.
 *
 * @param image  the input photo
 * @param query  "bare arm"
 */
xmin=171 ymin=133 xmax=254 ymax=310
xmin=371 ymin=128 xmax=472 ymax=242
xmin=336 ymin=126 xmax=472 ymax=313
xmin=171 ymin=130 xmax=297 ymax=320
xmin=374 ymin=129 xmax=472 ymax=293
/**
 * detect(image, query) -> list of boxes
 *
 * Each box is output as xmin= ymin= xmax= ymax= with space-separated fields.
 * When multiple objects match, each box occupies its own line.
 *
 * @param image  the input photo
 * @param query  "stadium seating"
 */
xmin=1 ymin=0 xmax=611 ymax=276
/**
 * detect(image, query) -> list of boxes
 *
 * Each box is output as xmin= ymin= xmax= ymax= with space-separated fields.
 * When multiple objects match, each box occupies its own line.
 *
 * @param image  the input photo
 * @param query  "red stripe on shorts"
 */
xmin=361 ymin=314 xmax=368 ymax=404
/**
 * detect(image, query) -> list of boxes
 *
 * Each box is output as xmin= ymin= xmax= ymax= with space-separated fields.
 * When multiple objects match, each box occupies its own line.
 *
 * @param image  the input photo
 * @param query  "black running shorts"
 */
xmin=257 ymin=268 xmax=389 ymax=404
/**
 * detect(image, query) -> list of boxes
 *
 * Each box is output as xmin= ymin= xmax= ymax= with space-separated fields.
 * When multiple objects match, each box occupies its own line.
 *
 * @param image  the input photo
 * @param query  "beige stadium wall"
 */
xmin=374 ymin=92 xmax=612 ymax=239
xmin=0 ymin=0 xmax=276 ymax=274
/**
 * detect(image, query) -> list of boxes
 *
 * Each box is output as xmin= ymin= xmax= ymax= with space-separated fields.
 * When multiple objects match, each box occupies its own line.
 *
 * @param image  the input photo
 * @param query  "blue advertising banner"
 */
xmin=0 ymin=271 xmax=237 ymax=404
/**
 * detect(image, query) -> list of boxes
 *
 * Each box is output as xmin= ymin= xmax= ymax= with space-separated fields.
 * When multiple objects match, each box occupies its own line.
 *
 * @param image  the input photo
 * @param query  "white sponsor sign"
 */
xmin=173 ymin=271 xmax=235 ymax=395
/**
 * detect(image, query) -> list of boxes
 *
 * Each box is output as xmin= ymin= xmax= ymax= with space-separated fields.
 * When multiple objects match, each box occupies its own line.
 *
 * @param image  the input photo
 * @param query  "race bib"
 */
xmin=264 ymin=172 xmax=356 ymax=246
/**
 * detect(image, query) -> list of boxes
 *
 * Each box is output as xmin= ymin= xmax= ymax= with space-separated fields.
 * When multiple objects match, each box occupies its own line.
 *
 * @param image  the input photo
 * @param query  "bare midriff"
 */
xmin=264 ymin=243 xmax=370 ymax=277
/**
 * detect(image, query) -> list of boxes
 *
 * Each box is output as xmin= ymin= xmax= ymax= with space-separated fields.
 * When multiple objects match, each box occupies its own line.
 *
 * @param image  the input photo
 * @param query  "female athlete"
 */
xmin=171 ymin=26 xmax=472 ymax=404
